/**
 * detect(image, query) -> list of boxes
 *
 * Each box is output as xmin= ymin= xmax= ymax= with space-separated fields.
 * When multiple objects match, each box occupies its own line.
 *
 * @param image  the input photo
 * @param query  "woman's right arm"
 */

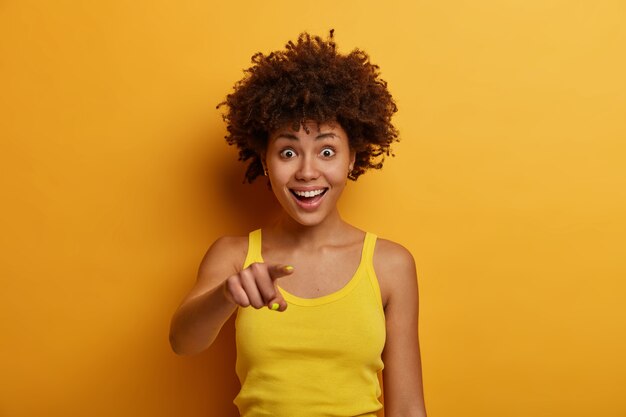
xmin=169 ymin=236 xmax=293 ymax=356
xmin=168 ymin=236 xmax=243 ymax=356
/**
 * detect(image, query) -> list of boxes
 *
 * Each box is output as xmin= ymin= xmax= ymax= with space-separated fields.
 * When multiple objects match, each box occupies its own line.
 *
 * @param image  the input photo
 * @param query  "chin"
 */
xmin=286 ymin=211 xmax=328 ymax=227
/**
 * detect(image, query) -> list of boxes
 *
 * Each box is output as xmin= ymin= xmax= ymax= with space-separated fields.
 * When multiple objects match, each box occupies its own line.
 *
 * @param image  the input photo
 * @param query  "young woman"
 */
xmin=169 ymin=31 xmax=427 ymax=417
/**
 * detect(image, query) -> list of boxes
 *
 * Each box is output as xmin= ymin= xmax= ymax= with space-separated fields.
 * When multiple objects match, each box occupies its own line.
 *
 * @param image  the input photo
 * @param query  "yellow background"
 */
xmin=1 ymin=1 xmax=625 ymax=416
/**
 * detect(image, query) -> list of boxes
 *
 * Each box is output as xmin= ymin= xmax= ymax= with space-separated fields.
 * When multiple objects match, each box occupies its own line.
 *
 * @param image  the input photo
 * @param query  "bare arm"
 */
xmin=169 ymin=236 xmax=293 ymax=356
xmin=375 ymin=240 xmax=427 ymax=417
xmin=168 ymin=236 xmax=244 ymax=356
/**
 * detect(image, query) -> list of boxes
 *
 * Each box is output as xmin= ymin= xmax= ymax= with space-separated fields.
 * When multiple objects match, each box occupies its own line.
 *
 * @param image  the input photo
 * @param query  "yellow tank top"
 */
xmin=234 ymin=229 xmax=386 ymax=417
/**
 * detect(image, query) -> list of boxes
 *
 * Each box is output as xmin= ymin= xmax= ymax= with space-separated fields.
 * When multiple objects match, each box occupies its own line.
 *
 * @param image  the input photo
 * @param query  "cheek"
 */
xmin=326 ymin=164 xmax=350 ymax=186
xmin=334 ymin=156 xmax=352 ymax=176
xmin=266 ymin=158 xmax=288 ymax=179
xmin=266 ymin=166 xmax=291 ymax=200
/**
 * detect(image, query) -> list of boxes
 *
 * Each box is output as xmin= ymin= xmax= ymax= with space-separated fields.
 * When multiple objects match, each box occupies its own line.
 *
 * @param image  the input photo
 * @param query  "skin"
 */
xmin=169 ymin=121 xmax=427 ymax=416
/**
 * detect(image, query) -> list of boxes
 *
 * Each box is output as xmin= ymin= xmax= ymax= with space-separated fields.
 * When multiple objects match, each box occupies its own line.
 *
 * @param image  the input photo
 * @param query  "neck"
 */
xmin=270 ymin=208 xmax=350 ymax=247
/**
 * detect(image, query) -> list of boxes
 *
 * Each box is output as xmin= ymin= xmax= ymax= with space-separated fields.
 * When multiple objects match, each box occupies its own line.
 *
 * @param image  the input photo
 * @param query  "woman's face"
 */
xmin=265 ymin=121 xmax=355 ymax=227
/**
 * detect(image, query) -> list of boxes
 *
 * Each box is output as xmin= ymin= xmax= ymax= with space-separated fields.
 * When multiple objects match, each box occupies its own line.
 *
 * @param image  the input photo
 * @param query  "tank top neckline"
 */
xmin=252 ymin=229 xmax=374 ymax=307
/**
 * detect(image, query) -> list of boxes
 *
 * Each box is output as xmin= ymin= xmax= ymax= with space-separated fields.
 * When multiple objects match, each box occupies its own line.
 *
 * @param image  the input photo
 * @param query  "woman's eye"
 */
xmin=320 ymin=148 xmax=336 ymax=157
xmin=280 ymin=149 xmax=296 ymax=158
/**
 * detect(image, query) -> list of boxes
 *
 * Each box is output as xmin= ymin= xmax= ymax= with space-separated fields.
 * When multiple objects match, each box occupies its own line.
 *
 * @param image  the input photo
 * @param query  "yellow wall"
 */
xmin=1 ymin=1 xmax=625 ymax=416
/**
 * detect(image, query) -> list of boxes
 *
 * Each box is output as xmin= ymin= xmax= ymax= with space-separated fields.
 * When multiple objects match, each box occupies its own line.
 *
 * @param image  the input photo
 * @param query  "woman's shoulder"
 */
xmin=371 ymin=237 xmax=418 ymax=307
xmin=199 ymin=234 xmax=250 ymax=275
xmin=372 ymin=237 xmax=416 ymax=270
xmin=210 ymin=234 xmax=249 ymax=252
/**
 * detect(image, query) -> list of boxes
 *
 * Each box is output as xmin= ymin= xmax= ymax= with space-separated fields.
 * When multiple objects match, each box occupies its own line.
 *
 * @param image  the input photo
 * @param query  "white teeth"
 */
xmin=293 ymin=189 xmax=325 ymax=198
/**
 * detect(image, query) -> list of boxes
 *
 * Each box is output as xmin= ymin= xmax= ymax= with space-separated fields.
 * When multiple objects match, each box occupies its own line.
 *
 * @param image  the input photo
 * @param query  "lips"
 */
xmin=289 ymin=187 xmax=328 ymax=210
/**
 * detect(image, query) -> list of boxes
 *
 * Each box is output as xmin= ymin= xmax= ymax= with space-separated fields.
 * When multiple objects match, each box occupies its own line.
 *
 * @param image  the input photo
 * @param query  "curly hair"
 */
xmin=217 ymin=30 xmax=399 ymax=183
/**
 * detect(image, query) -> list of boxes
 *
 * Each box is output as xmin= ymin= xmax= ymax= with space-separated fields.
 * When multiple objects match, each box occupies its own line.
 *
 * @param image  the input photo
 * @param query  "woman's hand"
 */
xmin=222 ymin=263 xmax=294 ymax=312
xmin=170 ymin=238 xmax=294 ymax=355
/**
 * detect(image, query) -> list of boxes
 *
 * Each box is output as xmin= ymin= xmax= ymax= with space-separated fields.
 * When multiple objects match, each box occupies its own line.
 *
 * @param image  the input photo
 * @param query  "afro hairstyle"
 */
xmin=217 ymin=30 xmax=399 ymax=183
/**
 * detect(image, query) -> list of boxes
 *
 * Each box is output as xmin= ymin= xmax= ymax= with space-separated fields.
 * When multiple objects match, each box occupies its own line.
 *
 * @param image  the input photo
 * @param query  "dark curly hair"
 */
xmin=217 ymin=30 xmax=399 ymax=183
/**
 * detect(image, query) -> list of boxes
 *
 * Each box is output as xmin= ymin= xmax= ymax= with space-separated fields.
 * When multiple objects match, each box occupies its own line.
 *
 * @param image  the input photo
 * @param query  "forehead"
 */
xmin=269 ymin=120 xmax=347 ymax=141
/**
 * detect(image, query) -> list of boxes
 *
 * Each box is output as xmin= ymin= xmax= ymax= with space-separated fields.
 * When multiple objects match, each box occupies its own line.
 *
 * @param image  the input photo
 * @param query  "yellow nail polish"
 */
xmin=284 ymin=265 xmax=294 ymax=272
xmin=271 ymin=303 xmax=280 ymax=311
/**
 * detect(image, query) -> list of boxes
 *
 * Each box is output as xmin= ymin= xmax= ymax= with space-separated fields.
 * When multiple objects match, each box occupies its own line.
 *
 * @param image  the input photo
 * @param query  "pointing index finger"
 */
xmin=266 ymin=264 xmax=293 ymax=312
xmin=268 ymin=264 xmax=295 ymax=280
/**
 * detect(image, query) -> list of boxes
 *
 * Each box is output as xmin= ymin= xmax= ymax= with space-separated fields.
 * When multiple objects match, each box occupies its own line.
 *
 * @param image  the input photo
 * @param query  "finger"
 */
xmin=265 ymin=264 xmax=293 ymax=312
xmin=267 ymin=298 xmax=288 ymax=312
xmin=239 ymin=268 xmax=265 ymax=309
xmin=267 ymin=285 xmax=288 ymax=312
xmin=224 ymin=275 xmax=250 ymax=307
xmin=267 ymin=264 xmax=295 ymax=280
xmin=249 ymin=263 xmax=278 ymax=305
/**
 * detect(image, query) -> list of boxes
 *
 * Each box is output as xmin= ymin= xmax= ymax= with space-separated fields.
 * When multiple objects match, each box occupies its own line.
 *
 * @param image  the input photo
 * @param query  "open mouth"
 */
xmin=289 ymin=188 xmax=329 ymax=204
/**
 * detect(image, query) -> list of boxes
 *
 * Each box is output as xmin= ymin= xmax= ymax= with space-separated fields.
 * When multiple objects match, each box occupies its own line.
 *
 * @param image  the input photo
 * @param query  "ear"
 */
xmin=258 ymin=154 xmax=268 ymax=177
xmin=349 ymin=150 xmax=356 ymax=172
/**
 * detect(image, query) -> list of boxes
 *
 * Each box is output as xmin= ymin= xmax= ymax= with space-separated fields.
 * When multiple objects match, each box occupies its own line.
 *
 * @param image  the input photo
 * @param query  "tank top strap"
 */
xmin=363 ymin=232 xmax=385 ymax=317
xmin=243 ymin=229 xmax=264 ymax=269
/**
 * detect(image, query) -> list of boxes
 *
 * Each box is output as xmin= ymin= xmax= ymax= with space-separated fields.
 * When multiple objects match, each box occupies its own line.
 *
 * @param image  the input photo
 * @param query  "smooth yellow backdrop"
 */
xmin=1 ymin=1 xmax=625 ymax=416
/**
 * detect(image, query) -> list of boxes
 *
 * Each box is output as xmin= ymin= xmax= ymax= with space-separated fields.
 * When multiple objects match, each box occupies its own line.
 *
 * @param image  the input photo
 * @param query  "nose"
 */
xmin=295 ymin=154 xmax=320 ymax=181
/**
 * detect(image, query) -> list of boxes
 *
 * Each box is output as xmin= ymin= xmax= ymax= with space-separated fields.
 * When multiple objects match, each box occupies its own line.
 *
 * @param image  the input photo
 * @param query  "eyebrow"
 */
xmin=273 ymin=132 xmax=339 ymax=141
